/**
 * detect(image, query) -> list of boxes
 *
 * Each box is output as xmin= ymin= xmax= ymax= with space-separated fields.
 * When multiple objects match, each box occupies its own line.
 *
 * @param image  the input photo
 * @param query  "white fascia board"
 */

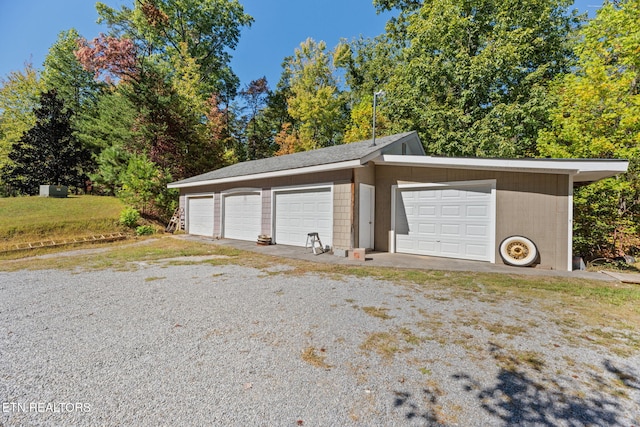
xmin=167 ymin=159 xmax=363 ymax=189
xmin=378 ymin=155 xmax=628 ymax=181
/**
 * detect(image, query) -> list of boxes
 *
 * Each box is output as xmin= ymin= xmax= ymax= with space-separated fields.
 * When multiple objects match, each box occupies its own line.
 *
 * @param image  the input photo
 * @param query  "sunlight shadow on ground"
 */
xmin=451 ymin=348 xmax=630 ymax=426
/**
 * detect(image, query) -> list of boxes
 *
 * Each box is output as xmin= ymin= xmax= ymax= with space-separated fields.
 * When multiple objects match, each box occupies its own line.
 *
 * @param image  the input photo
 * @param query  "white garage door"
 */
xmin=274 ymin=188 xmax=332 ymax=247
xmin=395 ymin=184 xmax=494 ymax=261
xmin=187 ymin=196 xmax=214 ymax=237
xmin=223 ymin=192 xmax=262 ymax=241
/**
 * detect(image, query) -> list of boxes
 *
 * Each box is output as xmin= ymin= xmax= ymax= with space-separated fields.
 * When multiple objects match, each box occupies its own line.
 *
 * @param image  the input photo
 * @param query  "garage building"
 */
xmin=168 ymin=131 xmax=627 ymax=271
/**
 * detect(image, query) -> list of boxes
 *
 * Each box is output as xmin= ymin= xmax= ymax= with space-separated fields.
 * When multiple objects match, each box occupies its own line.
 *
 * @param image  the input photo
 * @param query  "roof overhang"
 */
xmin=376 ymin=155 xmax=629 ymax=183
xmin=167 ymin=159 xmax=363 ymax=189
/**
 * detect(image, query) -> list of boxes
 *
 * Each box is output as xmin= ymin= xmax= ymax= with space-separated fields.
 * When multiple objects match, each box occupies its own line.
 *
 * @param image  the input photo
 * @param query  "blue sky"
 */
xmin=0 ymin=0 xmax=601 ymax=91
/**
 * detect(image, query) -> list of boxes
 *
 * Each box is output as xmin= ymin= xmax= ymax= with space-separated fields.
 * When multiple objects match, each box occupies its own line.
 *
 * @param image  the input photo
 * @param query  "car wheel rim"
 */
xmin=506 ymin=242 xmax=529 ymax=260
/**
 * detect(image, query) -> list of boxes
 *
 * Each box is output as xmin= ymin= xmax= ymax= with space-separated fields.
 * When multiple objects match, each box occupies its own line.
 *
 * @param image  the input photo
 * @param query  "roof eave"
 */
xmin=167 ymin=159 xmax=363 ymax=189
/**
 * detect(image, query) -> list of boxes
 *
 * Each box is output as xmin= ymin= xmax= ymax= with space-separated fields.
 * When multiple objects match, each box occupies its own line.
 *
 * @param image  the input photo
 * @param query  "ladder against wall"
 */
xmin=165 ymin=207 xmax=184 ymax=233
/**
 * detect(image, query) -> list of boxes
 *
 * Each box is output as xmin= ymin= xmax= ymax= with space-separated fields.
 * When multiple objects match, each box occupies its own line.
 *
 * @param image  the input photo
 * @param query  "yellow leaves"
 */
xmin=170 ymin=41 xmax=206 ymax=115
xmin=283 ymin=38 xmax=345 ymax=151
xmin=344 ymin=98 xmax=390 ymax=143
xmin=275 ymin=122 xmax=300 ymax=156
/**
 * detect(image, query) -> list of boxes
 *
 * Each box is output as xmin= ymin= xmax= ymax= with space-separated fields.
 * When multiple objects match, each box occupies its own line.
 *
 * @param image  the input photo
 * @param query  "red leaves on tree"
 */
xmin=75 ymin=35 xmax=138 ymax=83
xmin=205 ymin=94 xmax=229 ymax=142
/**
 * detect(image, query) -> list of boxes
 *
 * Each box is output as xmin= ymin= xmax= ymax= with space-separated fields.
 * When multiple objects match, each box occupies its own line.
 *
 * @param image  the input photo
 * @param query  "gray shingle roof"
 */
xmin=169 ymin=131 xmax=416 ymax=186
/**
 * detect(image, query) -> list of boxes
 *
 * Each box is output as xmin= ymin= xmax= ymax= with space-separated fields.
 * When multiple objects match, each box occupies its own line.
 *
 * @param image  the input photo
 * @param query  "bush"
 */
xmin=135 ymin=225 xmax=155 ymax=236
xmin=119 ymin=207 xmax=140 ymax=228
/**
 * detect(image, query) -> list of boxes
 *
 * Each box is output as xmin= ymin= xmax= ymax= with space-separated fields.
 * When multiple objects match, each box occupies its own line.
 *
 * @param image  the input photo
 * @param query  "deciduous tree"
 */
xmin=94 ymin=0 xmax=253 ymax=97
xmin=283 ymin=38 xmax=347 ymax=151
xmin=42 ymin=29 xmax=102 ymax=114
xmin=538 ymin=0 xmax=640 ymax=257
xmin=382 ymin=0 xmax=581 ymax=157
xmin=0 ymin=63 xmax=44 ymax=174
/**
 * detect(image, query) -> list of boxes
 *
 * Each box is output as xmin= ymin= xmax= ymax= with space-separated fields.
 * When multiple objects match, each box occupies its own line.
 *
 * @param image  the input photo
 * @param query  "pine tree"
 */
xmin=1 ymin=90 xmax=91 ymax=195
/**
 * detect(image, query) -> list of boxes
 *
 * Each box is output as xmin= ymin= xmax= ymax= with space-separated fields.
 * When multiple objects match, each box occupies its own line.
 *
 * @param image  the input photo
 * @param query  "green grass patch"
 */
xmin=0 ymin=237 xmax=229 ymax=271
xmin=0 ymin=195 xmax=126 ymax=244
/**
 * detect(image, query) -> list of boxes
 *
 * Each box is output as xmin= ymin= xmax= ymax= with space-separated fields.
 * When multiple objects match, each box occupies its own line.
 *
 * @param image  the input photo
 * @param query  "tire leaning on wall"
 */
xmin=499 ymin=236 xmax=539 ymax=267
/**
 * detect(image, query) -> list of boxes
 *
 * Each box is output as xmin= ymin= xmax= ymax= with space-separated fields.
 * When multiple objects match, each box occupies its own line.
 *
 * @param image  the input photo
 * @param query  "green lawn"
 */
xmin=0 ymin=195 xmax=126 ymax=243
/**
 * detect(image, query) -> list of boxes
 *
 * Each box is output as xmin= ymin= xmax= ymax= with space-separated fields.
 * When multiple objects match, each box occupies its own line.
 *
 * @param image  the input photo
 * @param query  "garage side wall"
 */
xmin=375 ymin=166 xmax=570 ymax=270
xmin=178 ymin=169 xmax=353 ymax=247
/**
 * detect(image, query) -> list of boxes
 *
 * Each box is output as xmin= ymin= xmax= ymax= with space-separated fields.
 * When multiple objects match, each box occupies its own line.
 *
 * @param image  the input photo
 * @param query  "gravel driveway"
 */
xmin=1 ymin=257 xmax=639 ymax=426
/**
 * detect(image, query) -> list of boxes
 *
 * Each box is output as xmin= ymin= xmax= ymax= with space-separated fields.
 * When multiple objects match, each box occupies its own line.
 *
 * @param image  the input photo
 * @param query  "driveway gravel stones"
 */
xmin=1 ymin=259 xmax=639 ymax=426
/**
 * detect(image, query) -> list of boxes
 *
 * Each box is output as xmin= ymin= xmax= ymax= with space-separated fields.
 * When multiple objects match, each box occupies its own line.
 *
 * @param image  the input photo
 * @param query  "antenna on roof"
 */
xmin=371 ymin=90 xmax=385 ymax=146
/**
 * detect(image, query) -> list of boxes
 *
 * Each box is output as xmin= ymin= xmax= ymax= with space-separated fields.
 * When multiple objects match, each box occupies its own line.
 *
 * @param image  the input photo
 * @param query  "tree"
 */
xmin=90 ymin=144 xmax=132 ymax=195
xmin=335 ymin=36 xmax=396 ymax=142
xmin=94 ymin=0 xmax=253 ymax=97
xmin=1 ymin=90 xmax=91 ymax=195
xmin=537 ymin=0 xmax=640 ymax=258
xmin=240 ymin=77 xmax=272 ymax=159
xmin=382 ymin=0 xmax=581 ymax=157
xmin=75 ymin=89 xmax=139 ymax=154
xmin=75 ymin=34 xmax=138 ymax=83
xmin=75 ymin=0 xmax=250 ymax=183
xmin=118 ymin=152 xmax=159 ymax=214
xmin=343 ymin=93 xmax=391 ymax=142
xmin=118 ymin=152 xmax=177 ymax=219
xmin=0 ymin=63 xmax=44 ymax=174
xmin=282 ymin=38 xmax=347 ymax=151
xmin=41 ymin=29 xmax=102 ymax=114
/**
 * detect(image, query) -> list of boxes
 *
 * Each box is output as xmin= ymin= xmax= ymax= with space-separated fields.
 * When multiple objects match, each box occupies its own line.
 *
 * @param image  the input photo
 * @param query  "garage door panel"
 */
xmin=223 ymin=193 xmax=261 ymax=241
xmin=467 ymin=244 xmax=489 ymax=256
xmin=441 ymin=224 xmax=461 ymax=236
xmin=396 ymin=184 xmax=493 ymax=261
xmin=440 ymin=242 xmax=461 ymax=255
xmin=418 ymin=223 xmax=436 ymax=234
xmin=466 ymin=224 xmax=488 ymax=237
xmin=467 ymin=205 xmax=489 ymax=217
xmin=441 ymin=205 xmax=461 ymax=217
xmin=275 ymin=188 xmax=332 ymax=247
xmin=417 ymin=240 xmax=438 ymax=252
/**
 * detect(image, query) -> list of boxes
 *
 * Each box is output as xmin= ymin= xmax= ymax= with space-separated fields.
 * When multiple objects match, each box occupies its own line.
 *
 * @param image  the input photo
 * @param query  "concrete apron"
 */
xmin=174 ymin=235 xmax=621 ymax=282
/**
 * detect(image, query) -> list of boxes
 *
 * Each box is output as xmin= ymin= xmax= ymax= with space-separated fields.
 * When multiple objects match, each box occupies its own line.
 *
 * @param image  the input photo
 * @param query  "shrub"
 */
xmin=135 ymin=225 xmax=155 ymax=236
xmin=119 ymin=207 xmax=140 ymax=228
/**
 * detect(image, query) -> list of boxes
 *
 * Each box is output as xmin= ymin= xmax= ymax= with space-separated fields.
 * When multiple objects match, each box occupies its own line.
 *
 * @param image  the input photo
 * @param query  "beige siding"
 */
xmin=180 ymin=169 xmax=354 ymax=250
xmin=213 ymin=193 xmax=221 ymax=237
xmin=333 ymin=183 xmax=353 ymax=250
xmin=376 ymin=166 xmax=570 ymax=271
xmin=179 ymin=163 xmax=572 ymax=270
xmin=261 ymin=188 xmax=271 ymax=235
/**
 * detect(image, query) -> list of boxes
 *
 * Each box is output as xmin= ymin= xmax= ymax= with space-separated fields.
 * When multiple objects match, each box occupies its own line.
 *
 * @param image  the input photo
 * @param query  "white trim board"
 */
xmin=377 ymin=155 xmax=628 ymax=183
